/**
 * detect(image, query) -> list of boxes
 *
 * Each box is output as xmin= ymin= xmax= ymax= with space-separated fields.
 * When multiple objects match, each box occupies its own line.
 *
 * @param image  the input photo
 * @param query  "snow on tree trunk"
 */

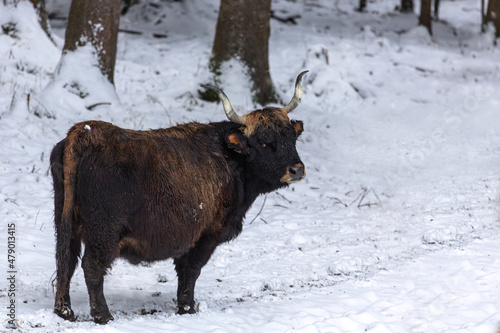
xmin=208 ymin=0 xmax=278 ymax=106
xmin=2 ymin=0 xmax=53 ymax=42
xmin=35 ymin=0 xmax=122 ymax=117
xmin=64 ymin=0 xmax=121 ymax=84
xmin=29 ymin=0 xmax=54 ymax=44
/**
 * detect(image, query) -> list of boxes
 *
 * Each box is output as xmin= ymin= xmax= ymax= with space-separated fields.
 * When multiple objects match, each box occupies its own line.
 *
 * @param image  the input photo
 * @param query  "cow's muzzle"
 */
xmin=280 ymin=163 xmax=305 ymax=184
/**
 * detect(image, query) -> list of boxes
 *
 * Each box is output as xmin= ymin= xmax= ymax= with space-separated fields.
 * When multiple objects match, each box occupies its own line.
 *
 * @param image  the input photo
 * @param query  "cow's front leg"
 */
xmin=174 ymin=233 xmax=219 ymax=314
xmin=175 ymin=266 xmax=199 ymax=314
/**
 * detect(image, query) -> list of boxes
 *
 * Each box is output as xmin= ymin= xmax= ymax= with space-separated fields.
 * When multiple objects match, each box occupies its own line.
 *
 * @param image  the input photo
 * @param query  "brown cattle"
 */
xmin=50 ymin=71 xmax=308 ymax=324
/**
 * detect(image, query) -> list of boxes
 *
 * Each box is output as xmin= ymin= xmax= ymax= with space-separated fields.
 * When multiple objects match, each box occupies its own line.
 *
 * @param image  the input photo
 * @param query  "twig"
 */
xmin=372 ymin=189 xmax=383 ymax=208
xmin=273 ymin=204 xmax=289 ymax=209
xmin=87 ymin=102 xmax=111 ymax=110
xmin=392 ymin=61 xmax=436 ymax=74
xmin=249 ymin=195 xmax=267 ymax=224
xmin=6 ymin=197 xmax=19 ymax=206
xmin=357 ymin=187 xmax=382 ymax=208
xmin=348 ymin=191 xmax=363 ymax=207
xmin=357 ymin=188 xmax=369 ymax=208
xmin=119 ymin=28 xmax=142 ymax=35
xmin=348 ymin=82 xmax=367 ymax=99
xmin=331 ymin=197 xmax=348 ymax=207
xmin=34 ymin=210 xmax=40 ymax=229
xmin=118 ymin=29 xmax=167 ymax=39
xmin=9 ymin=92 xmax=16 ymax=111
xmin=152 ymin=33 xmax=167 ymax=39
xmin=275 ymin=192 xmax=292 ymax=204
xmin=271 ymin=10 xmax=301 ymax=25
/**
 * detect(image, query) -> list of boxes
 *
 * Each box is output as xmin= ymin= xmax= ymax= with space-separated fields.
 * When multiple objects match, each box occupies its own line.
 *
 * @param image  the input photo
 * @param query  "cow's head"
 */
xmin=203 ymin=71 xmax=308 ymax=191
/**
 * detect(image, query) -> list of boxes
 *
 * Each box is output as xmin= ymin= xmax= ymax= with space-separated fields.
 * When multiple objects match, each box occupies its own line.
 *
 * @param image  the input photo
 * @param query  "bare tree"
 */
xmin=29 ymin=0 xmax=53 ymax=41
xmin=493 ymin=0 xmax=500 ymax=38
xmin=64 ymin=0 xmax=121 ymax=84
xmin=485 ymin=0 xmax=500 ymax=37
xmin=434 ymin=0 xmax=440 ymax=19
xmin=400 ymin=0 xmax=414 ymax=13
xmin=482 ymin=0 xmax=487 ymax=31
xmin=35 ymin=0 xmax=122 ymax=116
xmin=419 ymin=0 xmax=432 ymax=35
xmin=358 ymin=0 xmax=367 ymax=12
xmin=208 ymin=0 xmax=278 ymax=105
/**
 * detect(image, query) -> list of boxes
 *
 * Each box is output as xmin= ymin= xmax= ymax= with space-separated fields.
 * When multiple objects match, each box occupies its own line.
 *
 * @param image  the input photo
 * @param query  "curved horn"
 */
xmin=201 ymin=84 xmax=246 ymax=125
xmin=283 ymin=70 xmax=308 ymax=114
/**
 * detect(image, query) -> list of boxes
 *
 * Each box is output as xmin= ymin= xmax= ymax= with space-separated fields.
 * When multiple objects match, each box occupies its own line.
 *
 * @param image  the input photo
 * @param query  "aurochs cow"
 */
xmin=50 ymin=71 xmax=308 ymax=324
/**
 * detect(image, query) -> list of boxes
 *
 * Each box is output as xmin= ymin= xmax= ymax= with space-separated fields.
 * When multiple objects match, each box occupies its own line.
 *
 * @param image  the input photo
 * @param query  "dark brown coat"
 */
xmin=51 ymin=108 xmax=305 ymax=324
xmin=51 ymin=71 xmax=308 ymax=324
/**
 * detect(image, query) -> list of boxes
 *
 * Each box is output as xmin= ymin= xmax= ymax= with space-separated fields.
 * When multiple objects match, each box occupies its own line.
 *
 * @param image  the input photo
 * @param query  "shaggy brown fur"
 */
xmin=51 ymin=109 xmax=305 ymax=324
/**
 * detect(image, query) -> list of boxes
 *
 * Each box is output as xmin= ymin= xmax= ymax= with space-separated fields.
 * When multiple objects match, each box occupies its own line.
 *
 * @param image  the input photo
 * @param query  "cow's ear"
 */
xmin=227 ymin=131 xmax=248 ymax=154
xmin=292 ymin=120 xmax=304 ymax=137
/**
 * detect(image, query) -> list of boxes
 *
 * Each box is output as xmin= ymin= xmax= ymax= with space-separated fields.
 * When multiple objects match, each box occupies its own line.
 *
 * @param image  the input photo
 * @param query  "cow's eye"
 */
xmin=261 ymin=143 xmax=267 ymax=148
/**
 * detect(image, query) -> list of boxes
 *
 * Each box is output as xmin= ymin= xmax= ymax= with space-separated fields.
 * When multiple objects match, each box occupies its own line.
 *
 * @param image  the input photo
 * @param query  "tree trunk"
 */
xmin=481 ymin=0 xmax=486 ymax=31
xmin=358 ymin=0 xmax=367 ymax=12
xmin=419 ymin=0 xmax=432 ymax=35
xmin=400 ymin=0 xmax=414 ymax=13
xmin=486 ymin=0 xmax=494 ymax=22
xmin=433 ymin=0 xmax=440 ymax=19
xmin=494 ymin=0 xmax=500 ymax=38
xmin=210 ymin=0 xmax=277 ymax=105
xmin=486 ymin=0 xmax=500 ymax=37
xmin=29 ymin=0 xmax=54 ymax=43
xmin=64 ymin=0 xmax=121 ymax=84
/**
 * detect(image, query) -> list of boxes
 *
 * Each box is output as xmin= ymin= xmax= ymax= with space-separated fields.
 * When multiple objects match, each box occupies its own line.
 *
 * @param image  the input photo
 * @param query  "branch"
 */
xmin=271 ymin=10 xmax=301 ymax=25
xmin=249 ymin=195 xmax=267 ymax=224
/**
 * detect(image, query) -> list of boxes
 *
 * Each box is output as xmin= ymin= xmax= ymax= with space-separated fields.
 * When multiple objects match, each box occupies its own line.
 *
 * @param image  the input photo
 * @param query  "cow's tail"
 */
xmin=50 ymin=131 xmax=82 ymax=314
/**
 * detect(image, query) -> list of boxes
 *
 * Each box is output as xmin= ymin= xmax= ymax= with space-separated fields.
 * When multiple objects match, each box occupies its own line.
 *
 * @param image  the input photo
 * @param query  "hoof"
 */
xmin=177 ymin=304 xmax=196 ymax=315
xmin=54 ymin=303 xmax=76 ymax=322
xmin=91 ymin=305 xmax=114 ymax=325
xmin=93 ymin=313 xmax=114 ymax=325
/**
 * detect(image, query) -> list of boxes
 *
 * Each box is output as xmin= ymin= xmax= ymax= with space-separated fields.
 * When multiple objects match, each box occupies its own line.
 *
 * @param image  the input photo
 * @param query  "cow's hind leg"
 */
xmin=174 ymin=233 xmax=219 ymax=314
xmin=54 ymin=235 xmax=81 ymax=321
xmin=52 ymin=142 xmax=82 ymax=321
xmin=81 ymin=243 xmax=117 ymax=324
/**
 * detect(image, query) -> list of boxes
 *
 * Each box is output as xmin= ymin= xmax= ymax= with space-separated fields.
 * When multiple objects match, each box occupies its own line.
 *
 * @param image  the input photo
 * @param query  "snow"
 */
xmin=34 ymin=43 xmax=122 ymax=118
xmin=1 ymin=0 xmax=500 ymax=332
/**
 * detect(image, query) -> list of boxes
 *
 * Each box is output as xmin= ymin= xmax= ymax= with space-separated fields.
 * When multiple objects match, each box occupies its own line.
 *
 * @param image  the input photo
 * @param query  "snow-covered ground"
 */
xmin=1 ymin=0 xmax=500 ymax=331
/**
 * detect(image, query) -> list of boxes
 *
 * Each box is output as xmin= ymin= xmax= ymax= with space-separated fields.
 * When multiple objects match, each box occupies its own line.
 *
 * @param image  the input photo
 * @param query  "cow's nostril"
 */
xmin=288 ymin=163 xmax=305 ymax=180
